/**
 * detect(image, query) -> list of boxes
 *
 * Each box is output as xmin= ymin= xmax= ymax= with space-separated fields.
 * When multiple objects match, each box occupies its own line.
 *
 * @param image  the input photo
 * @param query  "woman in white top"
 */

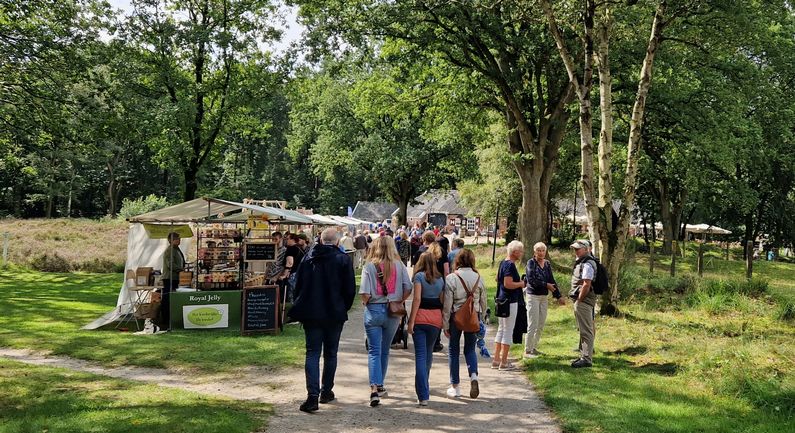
xmin=442 ymin=248 xmax=488 ymax=399
xmin=359 ymin=236 xmax=412 ymax=407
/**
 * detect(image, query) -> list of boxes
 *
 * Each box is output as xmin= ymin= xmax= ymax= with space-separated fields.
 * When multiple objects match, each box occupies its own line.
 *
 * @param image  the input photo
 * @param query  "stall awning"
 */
xmin=329 ymin=215 xmax=366 ymax=226
xmin=685 ymin=224 xmax=732 ymax=235
xmin=306 ymin=214 xmax=343 ymax=226
xmin=128 ymin=198 xmax=242 ymax=223
xmin=207 ymin=198 xmax=313 ymax=224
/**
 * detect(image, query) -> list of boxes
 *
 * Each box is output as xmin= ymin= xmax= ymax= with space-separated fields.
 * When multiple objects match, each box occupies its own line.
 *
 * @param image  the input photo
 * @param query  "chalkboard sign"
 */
xmin=245 ymin=242 xmax=276 ymax=261
xmin=242 ymin=286 xmax=280 ymax=335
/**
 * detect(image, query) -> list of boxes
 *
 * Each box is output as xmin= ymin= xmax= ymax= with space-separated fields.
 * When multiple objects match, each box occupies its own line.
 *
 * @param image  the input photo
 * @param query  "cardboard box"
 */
xmin=136 ymin=267 xmax=153 ymax=286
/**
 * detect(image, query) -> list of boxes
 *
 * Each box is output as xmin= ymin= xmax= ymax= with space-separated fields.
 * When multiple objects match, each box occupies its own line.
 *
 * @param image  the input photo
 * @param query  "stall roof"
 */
xmin=207 ymin=198 xmax=313 ymax=224
xmin=128 ymin=198 xmax=242 ymax=223
xmin=306 ymin=214 xmax=343 ymax=226
xmin=329 ymin=215 xmax=367 ymax=226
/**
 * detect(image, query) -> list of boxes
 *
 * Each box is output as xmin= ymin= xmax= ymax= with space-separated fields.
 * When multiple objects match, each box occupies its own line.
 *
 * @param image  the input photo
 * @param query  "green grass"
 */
xmin=495 ymin=246 xmax=795 ymax=433
xmin=0 ymin=267 xmax=304 ymax=373
xmin=0 ymin=358 xmax=270 ymax=433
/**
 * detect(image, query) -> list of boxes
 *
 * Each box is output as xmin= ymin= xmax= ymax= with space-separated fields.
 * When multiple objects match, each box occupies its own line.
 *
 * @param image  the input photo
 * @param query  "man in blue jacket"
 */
xmin=289 ymin=228 xmax=356 ymax=413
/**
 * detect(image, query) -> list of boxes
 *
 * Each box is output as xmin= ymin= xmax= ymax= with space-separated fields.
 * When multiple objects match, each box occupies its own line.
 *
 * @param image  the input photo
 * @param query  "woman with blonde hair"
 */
xmin=407 ymin=252 xmax=445 ymax=406
xmin=443 ymin=248 xmax=487 ymax=399
xmin=359 ymin=236 xmax=412 ymax=407
xmin=493 ymin=240 xmax=527 ymax=370
xmin=524 ymin=242 xmax=563 ymax=358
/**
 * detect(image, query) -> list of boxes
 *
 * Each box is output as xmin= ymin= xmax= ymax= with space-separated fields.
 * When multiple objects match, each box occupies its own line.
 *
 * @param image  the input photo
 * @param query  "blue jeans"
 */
xmin=411 ymin=324 xmax=441 ymax=401
xmin=448 ymin=312 xmax=478 ymax=385
xmin=364 ymin=303 xmax=401 ymax=386
xmin=304 ymin=322 xmax=344 ymax=397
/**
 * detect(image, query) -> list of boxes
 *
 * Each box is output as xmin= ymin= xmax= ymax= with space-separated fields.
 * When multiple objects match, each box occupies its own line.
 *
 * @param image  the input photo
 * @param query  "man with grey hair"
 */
xmin=569 ymin=239 xmax=597 ymax=368
xmin=289 ymin=227 xmax=356 ymax=412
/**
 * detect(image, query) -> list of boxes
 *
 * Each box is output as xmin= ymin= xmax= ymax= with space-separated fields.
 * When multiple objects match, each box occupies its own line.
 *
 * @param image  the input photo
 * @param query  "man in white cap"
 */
xmin=569 ymin=239 xmax=596 ymax=368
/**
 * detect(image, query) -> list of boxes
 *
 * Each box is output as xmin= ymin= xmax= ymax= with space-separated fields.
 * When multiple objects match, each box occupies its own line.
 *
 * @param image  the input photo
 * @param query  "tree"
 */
xmin=288 ymin=56 xmax=479 ymax=223
xmin=541 ymin=0 xmax=712 ymax=314
xmin=296 ymin=0 xmax=574 ymax=253
xmin=124 ymin=0 xmax=281 ymax=200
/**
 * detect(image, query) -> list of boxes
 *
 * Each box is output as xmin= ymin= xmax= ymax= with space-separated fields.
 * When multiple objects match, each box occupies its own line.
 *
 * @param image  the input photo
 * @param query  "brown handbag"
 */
xmin=377 ymin=267 xmax=406 ymax=317
xmin=453 ymin=273 xmax=481 ymax=332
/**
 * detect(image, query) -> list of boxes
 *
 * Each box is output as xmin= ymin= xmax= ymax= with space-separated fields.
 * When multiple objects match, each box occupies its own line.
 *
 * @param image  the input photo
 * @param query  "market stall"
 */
xmin=83 ymin=197 xmax=314 ymax=334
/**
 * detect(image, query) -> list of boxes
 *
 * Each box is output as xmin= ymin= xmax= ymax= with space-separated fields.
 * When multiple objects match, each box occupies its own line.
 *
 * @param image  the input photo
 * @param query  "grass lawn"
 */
xmin=0 ymin=267 xmax=305 ymax=373
xmin=472 ymin=245 xmax=795 ymax=433
xmin=0 ymin=358 xmax=270 ymax=433
xmin=2 ymin=241 xmax=793 ymax=433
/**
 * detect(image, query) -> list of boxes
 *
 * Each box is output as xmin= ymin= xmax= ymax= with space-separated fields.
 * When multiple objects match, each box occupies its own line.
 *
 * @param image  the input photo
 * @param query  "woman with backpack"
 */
xmin=359 ymin=236 xmax=413 ymax=407
xmin=443 ymin=248 xmax=487 ymax=399
xmin=493 ymin=240 xmax=527 ymax=370
xmin=407 ymin=252 xmax=445 ymax=406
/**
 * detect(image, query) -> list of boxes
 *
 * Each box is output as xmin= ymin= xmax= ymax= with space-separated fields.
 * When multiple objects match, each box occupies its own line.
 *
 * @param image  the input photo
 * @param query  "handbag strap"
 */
xmin=376 ymin=263 xmax=389 ymax=297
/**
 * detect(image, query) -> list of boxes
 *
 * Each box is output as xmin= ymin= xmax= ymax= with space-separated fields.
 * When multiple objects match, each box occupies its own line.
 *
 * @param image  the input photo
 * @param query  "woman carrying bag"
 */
xmin=492 ymin=240 xmax=527 ymax=370
xmin=359 ymin=236 xmax=412 ymax=407
xmin=407 ymin=252 xmax=445 ymax=406
xmin=443 ymin=248 xmax=487 ymax=399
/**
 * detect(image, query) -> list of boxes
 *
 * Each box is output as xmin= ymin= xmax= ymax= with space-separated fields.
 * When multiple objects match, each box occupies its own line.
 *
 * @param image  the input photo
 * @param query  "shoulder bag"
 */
xmin=377 ymin=266 xmax=406 ymax=317
xmin=494 ymin=260 xmax=511 ymax=318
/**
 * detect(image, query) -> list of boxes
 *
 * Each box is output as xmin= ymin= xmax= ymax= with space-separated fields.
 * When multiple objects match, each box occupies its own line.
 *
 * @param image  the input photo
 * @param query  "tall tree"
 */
xmin=541 ymin=0 xmax=714 ymax=314
xmin=297 ymin=0 xmax=574 ymax=253
xmin=124 ymin=0 xmax=280 ymax=200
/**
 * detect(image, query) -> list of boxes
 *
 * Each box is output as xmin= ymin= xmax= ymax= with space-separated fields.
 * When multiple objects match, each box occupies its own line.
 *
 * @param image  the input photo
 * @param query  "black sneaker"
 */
xmin=319 ymin=391 xmax=335 ymax=404
xmin=369 ymin=392 xmax=380 ymax=407
xmin=376 ymin=386 xmax=388 ymax=397
xmin=299 ymin=396 xmax=319 ymax=413
xmin=571 ymin=358 xmax=593 ymax=368
xmin=433 ymin=343 xmax=444 ymax=352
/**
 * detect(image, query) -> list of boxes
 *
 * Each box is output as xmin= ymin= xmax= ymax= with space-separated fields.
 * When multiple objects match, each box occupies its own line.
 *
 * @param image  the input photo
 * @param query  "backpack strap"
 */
xmin=455 ymin=272 xmax=473 ymax=296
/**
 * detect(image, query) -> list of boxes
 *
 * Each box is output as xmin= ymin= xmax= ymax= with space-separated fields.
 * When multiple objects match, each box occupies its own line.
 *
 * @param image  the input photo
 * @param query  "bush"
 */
xmin=29 ymin=253 xmax=72 ymax=273
xmin=686 ymin=278 xmax=768 ymax=314
xmin=697 ymin=278 xmax=769 ymax=297
xmin=76 ymin=258 xmax=125 ymax=273
xmin=774 ymin=296 xmax=795 ymax=322
xmin=117 ymin=195 xmax=169 ymax=220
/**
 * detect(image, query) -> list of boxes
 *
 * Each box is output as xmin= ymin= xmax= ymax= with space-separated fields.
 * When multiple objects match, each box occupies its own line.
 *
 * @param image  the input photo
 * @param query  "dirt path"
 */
xmin=1 ymin=307 xmax=560 ymax=433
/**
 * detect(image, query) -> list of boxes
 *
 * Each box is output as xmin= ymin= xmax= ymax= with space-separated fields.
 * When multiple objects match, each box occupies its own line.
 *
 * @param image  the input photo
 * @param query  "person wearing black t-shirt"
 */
xmin=281 ymin=234 xmax=305 ymax=302
xmin=493 ymin=240 xmax=527 ymax=370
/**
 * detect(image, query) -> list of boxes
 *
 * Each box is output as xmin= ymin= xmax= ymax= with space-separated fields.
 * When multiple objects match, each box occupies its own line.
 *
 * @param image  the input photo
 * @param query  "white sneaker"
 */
xmin=446 ymin=386 xmax=461 ymax=398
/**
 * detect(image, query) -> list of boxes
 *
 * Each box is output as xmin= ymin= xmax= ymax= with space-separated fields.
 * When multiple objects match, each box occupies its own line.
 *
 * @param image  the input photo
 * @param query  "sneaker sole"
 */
xmin=470 ymin=380 xmax=479 ymax=399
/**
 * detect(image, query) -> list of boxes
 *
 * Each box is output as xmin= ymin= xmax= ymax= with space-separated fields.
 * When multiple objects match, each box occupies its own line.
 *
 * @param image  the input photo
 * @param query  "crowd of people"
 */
xmin=281 ymin=223 xmax=600 ymax=413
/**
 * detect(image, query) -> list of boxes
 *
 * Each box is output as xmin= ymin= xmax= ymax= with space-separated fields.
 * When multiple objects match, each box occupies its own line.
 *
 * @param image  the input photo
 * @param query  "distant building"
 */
xmin=394 ymin=190 xmax=507 ymax=236
xmin=352 ymin=201 xmax=398 ymax=225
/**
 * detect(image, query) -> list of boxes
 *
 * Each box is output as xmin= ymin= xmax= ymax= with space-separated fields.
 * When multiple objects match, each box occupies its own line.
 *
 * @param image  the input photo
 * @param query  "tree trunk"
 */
xmin=184 ymin=159 xmax=199 ymax=201
xmin=395 ymin=197 xmax=409 ymax=228
xmin=603 ymin=1 xmax=667 ymax=315
xmin=516 ymin=167 xmax=549 ymax=259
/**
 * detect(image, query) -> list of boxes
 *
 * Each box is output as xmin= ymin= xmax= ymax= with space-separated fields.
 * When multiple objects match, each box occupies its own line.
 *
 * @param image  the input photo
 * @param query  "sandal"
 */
xmin=491 ymin=360 xmax=500 ymax=369
xmin=499 ymin=362 xmax=516 ymax=371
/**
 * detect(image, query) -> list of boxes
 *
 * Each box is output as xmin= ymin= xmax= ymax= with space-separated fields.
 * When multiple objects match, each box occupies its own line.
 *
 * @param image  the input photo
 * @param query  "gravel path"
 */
xmin=0 ymin=307 xmax=560 ymax=433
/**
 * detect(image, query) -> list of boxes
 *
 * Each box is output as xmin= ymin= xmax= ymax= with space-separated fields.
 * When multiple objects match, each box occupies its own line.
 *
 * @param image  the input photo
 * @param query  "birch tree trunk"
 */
xmin=543 ymin=0 xmax=669 ymax=315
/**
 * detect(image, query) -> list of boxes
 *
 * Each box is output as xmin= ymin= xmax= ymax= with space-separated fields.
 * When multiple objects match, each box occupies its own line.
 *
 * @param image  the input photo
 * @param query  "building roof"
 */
xmin=352 ymin=201 xmax=398 ymax=222
xmin=395 ymin=190 xmax=470 ymax=219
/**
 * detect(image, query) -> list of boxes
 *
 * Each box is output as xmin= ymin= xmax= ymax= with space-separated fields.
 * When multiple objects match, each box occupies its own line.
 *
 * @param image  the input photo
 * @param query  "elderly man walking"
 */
xmin=569 ymin=239 xmax=597 ymax=368
xmin=289 ymin=228 xmax=356 ymax=412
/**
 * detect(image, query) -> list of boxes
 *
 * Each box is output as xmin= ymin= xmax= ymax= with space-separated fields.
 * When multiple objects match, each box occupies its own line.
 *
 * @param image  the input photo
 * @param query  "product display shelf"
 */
xmin=196 ymin=224 xmax=244 ymax=291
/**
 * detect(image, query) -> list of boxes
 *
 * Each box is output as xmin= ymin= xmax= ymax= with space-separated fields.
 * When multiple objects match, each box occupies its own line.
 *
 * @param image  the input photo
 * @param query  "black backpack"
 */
xmin=577 ymin=255 xmax=610 ymax=295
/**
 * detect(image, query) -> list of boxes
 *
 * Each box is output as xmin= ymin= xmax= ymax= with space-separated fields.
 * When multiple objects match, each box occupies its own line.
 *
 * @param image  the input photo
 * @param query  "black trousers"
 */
xmin=160 ymin=279 xmax=176 ymax=329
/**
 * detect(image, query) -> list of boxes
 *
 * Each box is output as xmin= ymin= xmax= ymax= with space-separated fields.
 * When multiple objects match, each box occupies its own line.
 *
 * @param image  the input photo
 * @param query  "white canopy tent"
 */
xmin=83 ymin=197 xmax=313 ymax=330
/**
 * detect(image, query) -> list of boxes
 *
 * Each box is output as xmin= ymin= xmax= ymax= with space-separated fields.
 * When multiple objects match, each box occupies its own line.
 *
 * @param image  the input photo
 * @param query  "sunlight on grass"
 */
xmin=0 ymin=268 xmax=304 ymax=373
xmin=0 ymin=358 xmax=270 ymax=433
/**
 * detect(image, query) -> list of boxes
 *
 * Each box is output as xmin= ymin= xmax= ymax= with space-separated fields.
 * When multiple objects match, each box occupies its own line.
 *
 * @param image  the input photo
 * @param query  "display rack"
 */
xmin=196 ymin=225 xmax=244 ymax=290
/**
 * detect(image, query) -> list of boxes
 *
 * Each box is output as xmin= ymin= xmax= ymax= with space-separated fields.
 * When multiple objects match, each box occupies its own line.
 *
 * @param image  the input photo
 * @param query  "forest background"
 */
xmin=2 ymin=0 xmax=794 ymax=263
